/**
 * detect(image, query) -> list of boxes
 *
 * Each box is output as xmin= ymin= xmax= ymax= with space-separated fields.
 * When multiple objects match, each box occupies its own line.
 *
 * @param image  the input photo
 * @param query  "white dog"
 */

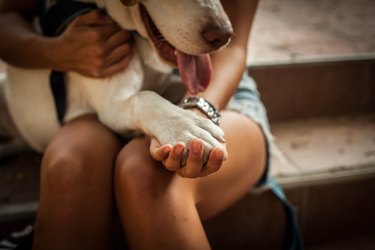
xmin=0 ymin=0 xmax=233 ymax=160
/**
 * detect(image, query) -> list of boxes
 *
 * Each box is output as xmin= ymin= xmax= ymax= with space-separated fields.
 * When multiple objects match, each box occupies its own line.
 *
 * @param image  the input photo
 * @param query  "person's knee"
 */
xmin=114 ymin=139 xmax=196 ymax=204
xmin=117 ymin=146 xmax=189 ymax=200
xmin=115 ymin=149 xmax=160 ymax=195
xmin=41 ymin=147 xmax=89 ymax=189
xmin=42 ymin=132 xmax=119 ymax=190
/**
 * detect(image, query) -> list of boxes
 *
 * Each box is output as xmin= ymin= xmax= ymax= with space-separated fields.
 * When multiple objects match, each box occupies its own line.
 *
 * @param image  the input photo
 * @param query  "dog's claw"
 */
xmin=141 ymin=92 xmax=228 ymax=164
xmin=218 ymin=135 xmax=225 ymax=143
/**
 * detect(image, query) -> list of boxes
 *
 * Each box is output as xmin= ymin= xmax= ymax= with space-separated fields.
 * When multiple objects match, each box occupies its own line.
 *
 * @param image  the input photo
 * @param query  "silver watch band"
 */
xmin=181 ymin=97 xmax=221 ymax=125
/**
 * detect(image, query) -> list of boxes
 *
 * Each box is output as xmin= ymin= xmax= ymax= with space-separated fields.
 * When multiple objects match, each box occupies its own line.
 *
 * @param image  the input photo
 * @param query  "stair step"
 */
xmin=251 ymin=58 xmax=375 ymax=122
xmin=205 ymin=175 xmax=375 ymax=249
xmin=248 ymin=0 xmax=375 ymax=66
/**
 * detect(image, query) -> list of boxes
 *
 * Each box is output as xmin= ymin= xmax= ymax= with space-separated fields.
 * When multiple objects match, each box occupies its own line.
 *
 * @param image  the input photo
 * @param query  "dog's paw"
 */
xmin=132 ymin=91 xmax=227 ymax=162
xmin=156 ymin=108 xmax=228 ymax=163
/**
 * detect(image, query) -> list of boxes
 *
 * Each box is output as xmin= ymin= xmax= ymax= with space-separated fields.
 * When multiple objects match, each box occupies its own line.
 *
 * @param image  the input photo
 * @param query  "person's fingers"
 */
xmin=74 ymin=10 xmax=114 ymax=26
xmin=68 ymin=12 xmax=120 ymax=41
xmin=200 ymin=148 xmax=224 ymax=177
xmin=151 ymin=138 xmax=224 ymax=178
xmin=99 ymin=50 xmax=133 ymax=77
xmin=149 ymin=138 xmax=172 ymax=161
xmin=66 ymin=18 xmax=120 ymax=45
xmin=106 ymin=30 xmax=133 ymax=50
xmin=90 ymin=24 xmax=123 ymax=41
xmin=177 ymin=140 xmax=204 ymax=178
xmin=104 ymin=42 xmax=132 ymax=67
xmin=163 ymin=143 xmax=185 ymax=172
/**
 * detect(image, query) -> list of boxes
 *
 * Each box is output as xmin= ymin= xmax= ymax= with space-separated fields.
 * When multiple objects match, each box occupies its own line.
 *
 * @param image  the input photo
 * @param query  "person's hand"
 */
xmin=51 ymin=10 xmax=133 ymax=78
xmin=150 ymin=138 xmax=226 ymax=178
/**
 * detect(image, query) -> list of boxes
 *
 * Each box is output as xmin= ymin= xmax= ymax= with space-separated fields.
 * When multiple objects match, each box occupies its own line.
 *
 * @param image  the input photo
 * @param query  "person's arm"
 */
xmin=0 ymin=0 xmax=133 ymax=78
xmin=0 ymin=0 xmax=49 ymax=68
xmin=150 ymin=0 xmax=259 ymax=177
xmin=198 ymin=0 xmax=258 ymax=110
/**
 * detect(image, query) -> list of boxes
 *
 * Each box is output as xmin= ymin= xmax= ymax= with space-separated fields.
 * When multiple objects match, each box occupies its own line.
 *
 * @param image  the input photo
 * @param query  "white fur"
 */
xmin=1 ymin=0 xmax=230 ymax=159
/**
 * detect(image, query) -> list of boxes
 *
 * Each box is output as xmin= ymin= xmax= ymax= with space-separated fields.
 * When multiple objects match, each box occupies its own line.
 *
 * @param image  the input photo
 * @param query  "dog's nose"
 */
xmin=203 ymin=25 xmax=233 ymax=49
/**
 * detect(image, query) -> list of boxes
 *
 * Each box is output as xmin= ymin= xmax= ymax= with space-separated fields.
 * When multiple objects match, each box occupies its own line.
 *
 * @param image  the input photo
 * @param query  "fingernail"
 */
xmin=163 ymin=146 xmax=171 ymax=154
xmin=192 ymin=141 xmax=202 ymax=154
xmin=175 ymin=144 xmax=184 ymax=156
xmin=216 ymin=150 xmax=224 ymax=161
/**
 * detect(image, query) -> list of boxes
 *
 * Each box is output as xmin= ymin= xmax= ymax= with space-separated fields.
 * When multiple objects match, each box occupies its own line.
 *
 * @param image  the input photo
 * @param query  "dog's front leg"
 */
xmin=98 ymin=91 xmax=227 ymax=160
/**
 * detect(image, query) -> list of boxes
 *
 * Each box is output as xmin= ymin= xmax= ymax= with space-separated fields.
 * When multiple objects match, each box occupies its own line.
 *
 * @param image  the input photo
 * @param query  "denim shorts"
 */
xmin=226 ymin=72 xmax=272 ymax=186
xmin=227 ymin=73 xmax=271 ymax=142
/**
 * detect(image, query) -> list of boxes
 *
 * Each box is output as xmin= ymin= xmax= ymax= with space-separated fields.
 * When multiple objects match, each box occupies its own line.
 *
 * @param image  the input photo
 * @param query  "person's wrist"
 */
xmin=33 ymin=36 xmax=64 ymax=71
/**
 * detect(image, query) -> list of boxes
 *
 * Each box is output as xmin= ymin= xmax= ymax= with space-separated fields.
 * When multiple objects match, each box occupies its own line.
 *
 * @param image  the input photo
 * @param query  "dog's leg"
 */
xmin=98 ymin=90 xmax=227 ymax=160
xmin=71 ymin=55 xmax=226 ymax=159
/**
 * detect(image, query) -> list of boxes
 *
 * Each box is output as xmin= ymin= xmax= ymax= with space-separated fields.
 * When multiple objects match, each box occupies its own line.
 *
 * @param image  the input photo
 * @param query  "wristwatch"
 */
xmin=181 ymin=97 xmax=221 ymax=125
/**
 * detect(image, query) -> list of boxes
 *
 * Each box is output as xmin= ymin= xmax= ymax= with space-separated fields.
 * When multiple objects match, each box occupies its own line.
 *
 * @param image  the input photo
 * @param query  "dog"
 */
xmin=0 ymin=0 xmax=233 ymax=161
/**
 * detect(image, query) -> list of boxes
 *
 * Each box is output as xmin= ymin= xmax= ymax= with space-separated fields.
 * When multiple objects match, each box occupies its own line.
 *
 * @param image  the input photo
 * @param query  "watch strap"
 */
xmin=181 ymin=97 xmax=221 ymax=125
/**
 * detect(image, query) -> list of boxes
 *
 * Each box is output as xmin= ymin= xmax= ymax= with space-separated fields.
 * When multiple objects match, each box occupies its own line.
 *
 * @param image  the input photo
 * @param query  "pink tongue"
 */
xmin=175 ymin=50 xmax=212 ymax=94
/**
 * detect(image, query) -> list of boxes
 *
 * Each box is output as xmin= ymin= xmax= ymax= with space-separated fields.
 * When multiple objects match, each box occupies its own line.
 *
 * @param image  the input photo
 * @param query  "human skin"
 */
xmin=0 ymin=0 xmax=133 ymax=77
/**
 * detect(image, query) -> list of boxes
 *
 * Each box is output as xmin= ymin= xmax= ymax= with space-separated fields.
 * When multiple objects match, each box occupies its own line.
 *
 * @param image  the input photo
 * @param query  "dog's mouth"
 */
xmin=140 ymin=4 xmax=212 ymax=94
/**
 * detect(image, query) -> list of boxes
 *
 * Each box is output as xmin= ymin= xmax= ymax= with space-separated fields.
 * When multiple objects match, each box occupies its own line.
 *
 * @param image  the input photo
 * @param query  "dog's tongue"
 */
xmin=175 ymin=50 xmax=212 ymax=94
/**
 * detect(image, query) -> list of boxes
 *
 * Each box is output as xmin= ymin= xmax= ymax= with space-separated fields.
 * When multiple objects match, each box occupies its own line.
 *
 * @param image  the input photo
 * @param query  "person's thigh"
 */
xmin=34 ymin=114 xmax=122 ymax=250
xmin=115 ymin=111 xmax=266 ymax=221
xmin=41 ymin=114 xmax=122 ymax=187
xmin=192 ymin=110 xmax=267 ymax=220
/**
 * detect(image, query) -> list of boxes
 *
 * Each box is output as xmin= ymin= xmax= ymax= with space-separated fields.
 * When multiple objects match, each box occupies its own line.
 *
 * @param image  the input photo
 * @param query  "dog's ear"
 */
xmin=120 ymin=0 xmax=138 ymax=6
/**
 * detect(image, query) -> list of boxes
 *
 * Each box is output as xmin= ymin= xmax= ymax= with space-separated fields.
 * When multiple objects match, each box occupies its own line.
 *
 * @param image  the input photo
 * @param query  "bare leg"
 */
xmin=32 ymin=115 xmax=122 ymax=250
xmin=114 ymin=111 xmax=266 ymax=249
